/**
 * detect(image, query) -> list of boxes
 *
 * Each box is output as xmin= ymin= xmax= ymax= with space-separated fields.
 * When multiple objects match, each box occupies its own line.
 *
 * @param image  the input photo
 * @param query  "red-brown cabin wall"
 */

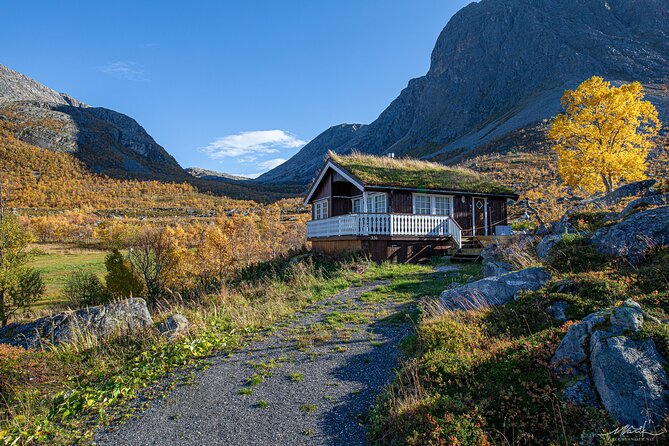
xmin=390 ymin=191 xmax=413 ymax=214
xmin=311 ymin=170 xmax=332 ymax=219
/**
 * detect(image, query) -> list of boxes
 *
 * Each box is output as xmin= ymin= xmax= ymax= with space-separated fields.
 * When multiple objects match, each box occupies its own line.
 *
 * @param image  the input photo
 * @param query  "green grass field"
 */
xmin=29 ymin=244 xmax=107 ymax=310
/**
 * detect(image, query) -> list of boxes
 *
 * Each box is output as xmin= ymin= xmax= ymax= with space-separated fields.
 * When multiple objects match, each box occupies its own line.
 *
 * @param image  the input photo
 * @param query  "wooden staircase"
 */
xmin=451 ymin=236 xmax=484 ymax=263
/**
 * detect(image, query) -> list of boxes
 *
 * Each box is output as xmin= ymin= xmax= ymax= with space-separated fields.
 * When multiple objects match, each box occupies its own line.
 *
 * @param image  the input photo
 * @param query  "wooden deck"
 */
xmin=306 ymin=213 xmax=462 ymax=248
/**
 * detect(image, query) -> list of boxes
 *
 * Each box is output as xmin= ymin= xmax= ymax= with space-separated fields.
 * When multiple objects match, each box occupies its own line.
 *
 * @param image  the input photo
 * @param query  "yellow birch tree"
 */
xmin=548 ymin=76 xmax=661 ymax=194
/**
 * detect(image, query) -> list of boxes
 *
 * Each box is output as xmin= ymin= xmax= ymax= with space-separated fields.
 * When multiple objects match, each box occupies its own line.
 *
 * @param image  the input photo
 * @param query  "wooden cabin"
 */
xmin=304 ymin=153 xmax=519 ymax=262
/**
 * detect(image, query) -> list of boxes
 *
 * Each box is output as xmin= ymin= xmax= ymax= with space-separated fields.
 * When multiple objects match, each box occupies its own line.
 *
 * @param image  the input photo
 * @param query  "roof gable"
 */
xmin=303 ymin=160 xmax=364 ymax=205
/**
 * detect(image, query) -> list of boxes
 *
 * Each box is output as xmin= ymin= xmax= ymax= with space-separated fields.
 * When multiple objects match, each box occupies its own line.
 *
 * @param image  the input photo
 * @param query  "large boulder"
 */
xmin=0 ymin=298 xmax=153 ymax=349
xmin=551 ymin=300 xmax=669 ymax=427
xmin=618 ymin=194 xmax=669 ymax=219
xmin=592 ymin=206 xmax=669 ymax=264
xmin=439 ymin=267 xmax=551 ymax=311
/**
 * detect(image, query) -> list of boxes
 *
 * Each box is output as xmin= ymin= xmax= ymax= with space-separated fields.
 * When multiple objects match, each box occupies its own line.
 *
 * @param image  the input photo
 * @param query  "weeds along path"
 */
xmin=95 ymin=279 xmax=415 ymax=446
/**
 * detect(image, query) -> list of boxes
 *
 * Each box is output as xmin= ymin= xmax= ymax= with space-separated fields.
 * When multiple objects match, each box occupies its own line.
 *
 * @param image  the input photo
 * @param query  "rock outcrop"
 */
xmin=0 ymin=298 xmax=153 ymax=349
xmin=258 ymin=0 xmax=669 ymax=185
xmin=552 ymin=300 xmax=669 ymax=427
xmin=439 ymin=267 xmax=551 ymax=311
xmin=480 ymin=244 xmax=514 ymax=278
xmin=618 ymin=194 xmax=669 ymax=219
xmin=536 ymin=235 xmax=563 ymax=260
xmin=592 ymin=206 xmax=669 ymax=263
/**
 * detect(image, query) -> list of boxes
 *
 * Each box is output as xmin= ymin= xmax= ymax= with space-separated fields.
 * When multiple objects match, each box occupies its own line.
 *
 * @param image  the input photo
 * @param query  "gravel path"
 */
xmin=95 ymin=279 xmax=414 ymax=446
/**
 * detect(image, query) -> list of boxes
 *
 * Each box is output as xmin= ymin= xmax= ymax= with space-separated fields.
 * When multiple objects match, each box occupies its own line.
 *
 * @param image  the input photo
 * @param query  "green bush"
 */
xmin=63 ymin=269 xmax=111 ymax=307
xmin=548 ymin=272 xmax=629 ymax=319
xmin=544 ymin=234 xmax=609 ymax=273
xmin=105 ymin=249 xmax=145 ymax=298
xmin=633 ymin=247 xmax=669 ymax=294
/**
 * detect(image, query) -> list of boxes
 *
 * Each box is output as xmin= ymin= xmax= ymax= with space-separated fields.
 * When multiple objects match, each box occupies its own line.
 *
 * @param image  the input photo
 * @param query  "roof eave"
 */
xmin=366 ymin=184 xmax=519 ymax=200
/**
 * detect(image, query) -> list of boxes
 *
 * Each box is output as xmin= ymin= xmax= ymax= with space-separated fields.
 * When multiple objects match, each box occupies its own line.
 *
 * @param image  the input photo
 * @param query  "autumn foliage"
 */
xmin=549 ymin=76 xmax=661 ymax=194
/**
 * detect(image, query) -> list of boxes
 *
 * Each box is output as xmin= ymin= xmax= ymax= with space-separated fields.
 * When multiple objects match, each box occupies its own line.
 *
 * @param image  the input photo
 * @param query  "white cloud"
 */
xmin=201 ymin=130 xmax=306 ymax=159
xmin=257 ymin=158 xmax=287 ymax=170
xmin=100 ymin=61 xmax=147 ymax=81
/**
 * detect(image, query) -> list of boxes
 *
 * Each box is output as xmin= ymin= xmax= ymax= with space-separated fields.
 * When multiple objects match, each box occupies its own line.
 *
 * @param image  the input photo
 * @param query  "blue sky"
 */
xmin=2 ymin=0 xmax=471 ymax=177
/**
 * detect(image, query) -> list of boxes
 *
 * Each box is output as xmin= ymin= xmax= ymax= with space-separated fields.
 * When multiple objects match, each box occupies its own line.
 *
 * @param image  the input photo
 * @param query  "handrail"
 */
xmin=306 ymin=213 xmax=462 ymax=248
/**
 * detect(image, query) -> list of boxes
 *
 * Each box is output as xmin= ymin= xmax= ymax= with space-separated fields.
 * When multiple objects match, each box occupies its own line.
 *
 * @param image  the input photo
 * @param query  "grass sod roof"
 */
xmin=328 ymin=151 xmax=515 ymax=195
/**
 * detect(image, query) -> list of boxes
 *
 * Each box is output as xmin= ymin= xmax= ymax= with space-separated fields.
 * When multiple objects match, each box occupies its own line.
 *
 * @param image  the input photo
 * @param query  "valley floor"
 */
xmin=95 ymin=279 xmax=415 ymax=445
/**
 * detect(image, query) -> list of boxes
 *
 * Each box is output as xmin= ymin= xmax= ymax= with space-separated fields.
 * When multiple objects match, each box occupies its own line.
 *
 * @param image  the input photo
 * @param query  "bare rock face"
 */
xmin=552 ymin=300 xmax=669 ymax=428
xmin=259 ymin=0 xmax=669 ymax=185
xmin=0 ymin=298 xmax=153 ymax=349
xmin=439 ymin=267 xmax=551 ymax=311
xmin=592 ymin=206 xmax=669 ymax=264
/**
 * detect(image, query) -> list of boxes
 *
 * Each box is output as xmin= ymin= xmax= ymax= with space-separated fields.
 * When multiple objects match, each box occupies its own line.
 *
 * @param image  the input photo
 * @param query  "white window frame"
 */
xmin=351 ymin=195 xmax=363 ymax=214
xmin=413 ymin=194 xmax=432 ymax=215
xmin=363 ymin=192 xmax=387 ymax=213
xmin=314 ymin=199 xmax=329 ymax=220
xmin=412 ymin=193 xmax=453 ymax=216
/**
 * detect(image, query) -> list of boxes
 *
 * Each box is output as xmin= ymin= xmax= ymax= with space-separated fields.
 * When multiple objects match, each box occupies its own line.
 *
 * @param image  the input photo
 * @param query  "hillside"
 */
xmin=0 ymin=64 xmax=305 ymax=202
xmin=0 ymin=121 xmax=254 ymax=212
xmin=258 ymin=0 xmax=669 ymax=185
xmin=0 ymin=64 xmax=184 ymax=179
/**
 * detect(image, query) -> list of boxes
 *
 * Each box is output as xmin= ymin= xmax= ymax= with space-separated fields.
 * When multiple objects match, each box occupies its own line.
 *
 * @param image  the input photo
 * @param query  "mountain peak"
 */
xmin=259 ymin=0 xmax=669 ymax=185
xmin=0 ymin=64 xmax=88 ymax=107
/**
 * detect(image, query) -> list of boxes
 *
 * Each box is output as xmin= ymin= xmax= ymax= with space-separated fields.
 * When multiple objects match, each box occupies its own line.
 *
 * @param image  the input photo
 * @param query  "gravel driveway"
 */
xmin=95 ymin=279 xmax=413 ymax=445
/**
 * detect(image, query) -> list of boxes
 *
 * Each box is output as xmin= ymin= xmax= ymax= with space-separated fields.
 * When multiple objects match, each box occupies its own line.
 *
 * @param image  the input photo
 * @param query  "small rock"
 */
xmin=536 ymin=234 xmax=563 ymax=260
xmin=548 ymin=301 xmax=568 ymax=322
xmin=158 ymin=314 xmax=190 ymax=338
xmin=483 ymin=260 xmax=514 ymax=278
xmin=618 ymin=194 xmax=669 ymax=219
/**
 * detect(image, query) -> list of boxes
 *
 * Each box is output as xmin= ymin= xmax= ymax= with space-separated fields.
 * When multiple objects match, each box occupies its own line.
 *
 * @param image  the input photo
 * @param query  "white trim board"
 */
xmin=303 ymin=160 xmax=365 ymax=205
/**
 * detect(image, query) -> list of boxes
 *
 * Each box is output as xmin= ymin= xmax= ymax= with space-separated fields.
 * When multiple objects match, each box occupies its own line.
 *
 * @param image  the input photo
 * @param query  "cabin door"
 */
xmin=473 ymin=197 xmax=487 ymax=236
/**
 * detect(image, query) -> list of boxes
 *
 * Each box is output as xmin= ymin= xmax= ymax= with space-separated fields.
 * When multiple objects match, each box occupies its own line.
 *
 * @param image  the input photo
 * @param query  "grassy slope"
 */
xmin=29 ymin=245 xmax=107 ymax=310
xmin=369 ymin=232 xmax=669 ymax=444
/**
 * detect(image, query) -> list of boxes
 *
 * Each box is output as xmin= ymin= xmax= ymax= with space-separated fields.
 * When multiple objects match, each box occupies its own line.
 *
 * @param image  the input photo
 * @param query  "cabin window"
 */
xmin=314 ymin=199 xmax=328 ymax=220
xmin=434 ymin=196 xmax=451 ymax=215
xmin=413 ymin=194 xmax=452 ymax=216
xmin=351 ymin=197 xmax=362 ymax=213
xmin=365 ymin=193 xmax=387 ymax=213
xmin=414 ymin=195 xmax=431 ymax=215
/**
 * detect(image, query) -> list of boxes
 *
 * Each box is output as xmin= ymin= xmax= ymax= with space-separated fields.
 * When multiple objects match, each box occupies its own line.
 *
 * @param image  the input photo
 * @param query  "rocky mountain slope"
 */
xmin=0 ymin=64 xmax=184 ymax=179
xmin=185 ymin=167 xmax=250 ymax=183
xmin=258 ymin=0 xmax=669 ymax=185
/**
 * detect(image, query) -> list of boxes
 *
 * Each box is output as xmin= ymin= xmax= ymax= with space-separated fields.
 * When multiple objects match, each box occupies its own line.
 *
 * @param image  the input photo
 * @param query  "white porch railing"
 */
xmin=306 ymin=213 xmax=462 ymax=248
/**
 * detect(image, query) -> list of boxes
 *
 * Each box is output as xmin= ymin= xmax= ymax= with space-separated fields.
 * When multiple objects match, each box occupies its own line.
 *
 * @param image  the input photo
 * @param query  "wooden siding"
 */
xmin=311 ymin=169 xmax=333 ymax=219
xmin=452 ymin=195 xmax=473 ymax=236
xmin=312 ymin=238 xmax=455 ymax=263
xmin=391 ymin=191 xmax=412 ymax=214
xmin=488 ymin=198 xmax=507 ymax=232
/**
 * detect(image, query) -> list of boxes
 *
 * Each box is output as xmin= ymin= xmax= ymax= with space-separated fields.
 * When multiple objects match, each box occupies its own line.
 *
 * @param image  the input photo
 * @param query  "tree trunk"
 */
xmin=0 ymin=290 xmax=6 ymax=327
xmin=602 ymin=174 xmax=613 ymax=195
